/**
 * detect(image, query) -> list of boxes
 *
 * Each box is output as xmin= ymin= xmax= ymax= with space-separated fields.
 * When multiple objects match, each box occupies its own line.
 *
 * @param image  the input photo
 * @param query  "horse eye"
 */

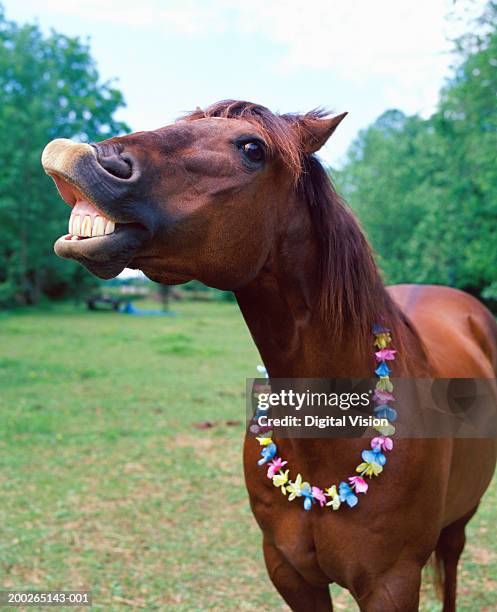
xmin=241 ymin=141 xmax=265 ymax=164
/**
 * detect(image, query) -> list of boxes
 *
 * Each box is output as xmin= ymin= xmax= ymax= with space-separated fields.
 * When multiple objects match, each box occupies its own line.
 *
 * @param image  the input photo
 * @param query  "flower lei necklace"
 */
xmin=254 ymin=325 xmax=397 ymax=511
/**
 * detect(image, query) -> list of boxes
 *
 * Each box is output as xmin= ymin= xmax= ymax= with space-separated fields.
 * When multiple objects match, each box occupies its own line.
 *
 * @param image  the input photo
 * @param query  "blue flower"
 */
xmin=301 ymin=485 xmax=314 ymax=511
xmin=362 ymin=448 xmax=387 ymax=467
xmin=372 ymin=324 xmax=390 ymax=334
xmin=374 ymin=404 xmax=397 ymax=422
xmin=375 ymin=362 xmax=391 ymax=377
xmin=258 ymin=442 xmax=277 ymax=465
xmin=338 ymin=481 xmax=358 ymax=508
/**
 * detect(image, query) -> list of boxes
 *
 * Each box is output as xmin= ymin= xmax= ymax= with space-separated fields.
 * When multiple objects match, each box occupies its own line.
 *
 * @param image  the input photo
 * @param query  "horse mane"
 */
xmin=183 ymin=100 xmax=426 ymax=369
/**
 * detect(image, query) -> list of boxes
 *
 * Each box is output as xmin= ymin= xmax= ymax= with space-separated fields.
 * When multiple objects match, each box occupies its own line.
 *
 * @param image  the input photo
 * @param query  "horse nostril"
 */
xmin=100 ymin=155 xmax=133 ymax=179
xmin=92 ymin=144 xmax=134 ymax=179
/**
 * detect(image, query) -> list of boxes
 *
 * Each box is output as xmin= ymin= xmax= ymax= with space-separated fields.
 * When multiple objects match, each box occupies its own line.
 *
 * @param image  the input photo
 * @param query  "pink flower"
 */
xmin=348 ymin=476 xmax=368 ymax=494
xmin=375 ymin=349 xmax=397 ymax=362
xmin=373 ymin=389 xmax=395 ymax=404
xmin=311 ymin=486 xmax=326 ymax=507
xmin=266 ymin=457 xmax=288 ymax=479
xmin=371 ymin=436 xmax=393 ymax=452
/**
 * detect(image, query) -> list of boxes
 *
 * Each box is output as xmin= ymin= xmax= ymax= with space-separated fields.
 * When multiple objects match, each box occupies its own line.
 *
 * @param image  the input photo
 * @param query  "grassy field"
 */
xmin=1 ymin=300 xmax=496 ymax=610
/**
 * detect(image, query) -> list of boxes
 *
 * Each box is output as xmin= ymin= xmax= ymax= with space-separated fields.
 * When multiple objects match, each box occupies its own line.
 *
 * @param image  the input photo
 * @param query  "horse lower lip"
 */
xmin=53 ymin=222 xmax=149 ymax=279
xmin=63 ymin=233 xmax=115 ymax=241
xmin=60 ymin=221 xmax=135 ymax=242
xmin=55 ymin=223 xmax=147 ymax=253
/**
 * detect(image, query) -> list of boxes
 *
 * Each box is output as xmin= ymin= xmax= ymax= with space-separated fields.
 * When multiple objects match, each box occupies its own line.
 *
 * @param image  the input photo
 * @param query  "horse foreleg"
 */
xmin=435 ymin=506 xmax=478 ymax=612
xmin=355 ymin=560 xmax=422 ymax=612
xmin=263 ymin=539 xmax=332 ymax=611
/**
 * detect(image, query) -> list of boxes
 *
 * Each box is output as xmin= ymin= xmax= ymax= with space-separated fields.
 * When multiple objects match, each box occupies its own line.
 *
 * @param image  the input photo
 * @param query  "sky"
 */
xmin=4 ymin=0 xmax=483 ymax=167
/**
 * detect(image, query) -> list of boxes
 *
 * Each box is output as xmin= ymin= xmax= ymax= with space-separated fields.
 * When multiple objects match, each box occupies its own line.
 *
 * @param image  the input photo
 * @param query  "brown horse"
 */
xmin=41 ymin=100 xmax=497 ymax=611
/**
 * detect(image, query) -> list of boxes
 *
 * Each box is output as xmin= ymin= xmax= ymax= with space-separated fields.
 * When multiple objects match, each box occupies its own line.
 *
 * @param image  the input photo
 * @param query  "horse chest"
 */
xmin=247 ymin=474 xmax=444 ymax=593
xmin=243 ymin=437 xmax=451 ymax=587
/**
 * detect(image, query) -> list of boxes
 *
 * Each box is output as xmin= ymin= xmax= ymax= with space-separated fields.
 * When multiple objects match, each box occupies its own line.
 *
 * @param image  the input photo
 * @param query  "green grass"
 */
xmin=0 ymin=301 xmax=496 ymax=610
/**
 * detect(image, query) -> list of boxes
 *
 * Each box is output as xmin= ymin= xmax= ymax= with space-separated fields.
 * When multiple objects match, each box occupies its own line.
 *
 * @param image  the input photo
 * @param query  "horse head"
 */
xmin=41 ymin=100 xmax=346 ymax=287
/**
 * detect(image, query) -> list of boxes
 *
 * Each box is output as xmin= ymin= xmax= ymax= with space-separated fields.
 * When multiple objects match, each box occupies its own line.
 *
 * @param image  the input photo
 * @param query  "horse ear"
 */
xmin=297 ymin=112 xmax=348 ymax=154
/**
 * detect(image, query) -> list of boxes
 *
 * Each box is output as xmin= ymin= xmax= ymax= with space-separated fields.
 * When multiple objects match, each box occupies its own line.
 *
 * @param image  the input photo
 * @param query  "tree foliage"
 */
xmin=0 ymin=5 xmax=128 ymax=306
xmin=338 ymin=2 xmax=497 ymax=302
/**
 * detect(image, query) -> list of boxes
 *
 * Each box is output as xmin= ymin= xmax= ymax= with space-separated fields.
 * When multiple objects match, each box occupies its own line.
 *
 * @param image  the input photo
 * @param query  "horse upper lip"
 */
xmin=41 ymin=138 xmax=95 ymax=176
xmin=48 ymin=171 xmax=120 ymax=224
xmin=42 ymin=138 xmax=143 ymax=225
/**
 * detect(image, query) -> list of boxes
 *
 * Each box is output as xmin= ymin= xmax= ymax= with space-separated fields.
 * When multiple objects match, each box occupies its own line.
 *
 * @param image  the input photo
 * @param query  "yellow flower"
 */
xmin=357 ymin=461 xmax=383 ymax=478
xmin=374 ymin=332 xmax=392 ymax=349
xmin=376 ymin=377 xmax=393 ymax=392
xmin=272 ymin=469 xmax=289 ymax=494
xmin=375 ymin=423 xmax=396 ymax=436
xmin=286 ymin=474 xmax=309 ymax=501
xmin=256 ymin=436 xmax=273 ymax=446
xmin=325 ymin=485 xmax=341 ymax=510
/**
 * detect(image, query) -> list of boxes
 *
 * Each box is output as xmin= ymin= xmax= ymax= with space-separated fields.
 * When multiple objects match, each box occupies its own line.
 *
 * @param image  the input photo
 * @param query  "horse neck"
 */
xmin=235 ymin=190 xmax=389 ymax=378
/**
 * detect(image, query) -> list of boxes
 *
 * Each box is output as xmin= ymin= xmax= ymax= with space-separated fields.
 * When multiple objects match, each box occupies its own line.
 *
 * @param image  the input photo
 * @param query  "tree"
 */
xmin=337 ymin=1 xmax=497 ymax=302
xmin=338 ymin=110 xmax=435 ymax=284
xmin=435 ymin=0 xmax=497 ymax=294
xmin=0 ymin=5 xmax=128 ymax=306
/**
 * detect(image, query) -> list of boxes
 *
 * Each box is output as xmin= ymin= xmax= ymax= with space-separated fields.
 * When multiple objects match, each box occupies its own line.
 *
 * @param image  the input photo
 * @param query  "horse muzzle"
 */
xmin=41 ymin=138 xmax=151 ymax=279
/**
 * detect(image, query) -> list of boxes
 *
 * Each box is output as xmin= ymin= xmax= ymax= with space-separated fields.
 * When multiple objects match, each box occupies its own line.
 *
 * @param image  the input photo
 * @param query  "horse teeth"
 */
xmin=81 ymin=215 xmax=92 ymax=237
xmin=105 ymin=220 xmax=115 ymax=235
xmin=72 ymin=215 xmax=81 ymax=235
xmin=68 ymin=211 xmax=113 ymax=238
xmin=92 ymin=216 xmax=105 ymax=237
